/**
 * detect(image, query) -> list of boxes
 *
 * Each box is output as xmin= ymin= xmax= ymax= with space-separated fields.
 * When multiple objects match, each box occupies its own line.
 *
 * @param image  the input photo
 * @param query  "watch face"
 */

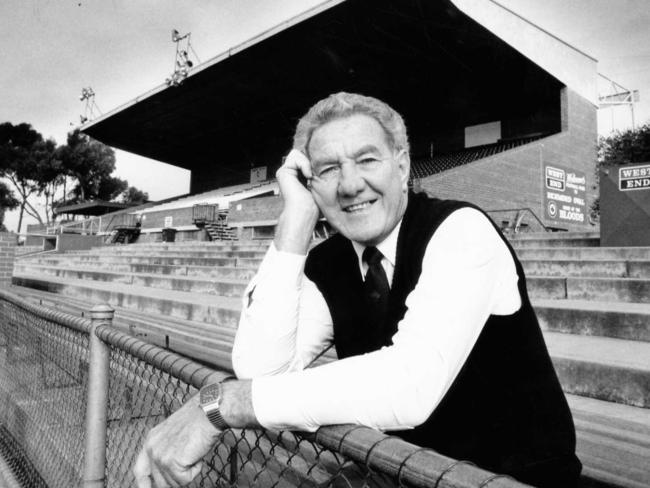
xmin=200 ymin=383 xmax=221 ymax=405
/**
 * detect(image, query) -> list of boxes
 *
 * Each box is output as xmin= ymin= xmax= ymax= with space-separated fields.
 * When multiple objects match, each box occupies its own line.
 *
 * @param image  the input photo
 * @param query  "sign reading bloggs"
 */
xmin=619 ymin=164 xmax=650 ymax=191
xmin=543 ymin=164 xmax=586 ymax=224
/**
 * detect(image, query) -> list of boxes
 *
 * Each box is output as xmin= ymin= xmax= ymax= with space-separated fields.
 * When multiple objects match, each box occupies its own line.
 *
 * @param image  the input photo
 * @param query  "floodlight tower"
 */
xmin=598 ymin=74 xmax=640 ymax=131
xmin=166 ymin=29 xmax=200 ymax=86
xmin=79 ymin=87 xmax=101 ymax=124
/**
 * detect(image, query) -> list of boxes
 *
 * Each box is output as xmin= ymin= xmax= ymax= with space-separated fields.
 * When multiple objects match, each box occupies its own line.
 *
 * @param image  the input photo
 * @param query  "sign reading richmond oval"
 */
xmin=543 ymin=164 xmax=587 ymax=224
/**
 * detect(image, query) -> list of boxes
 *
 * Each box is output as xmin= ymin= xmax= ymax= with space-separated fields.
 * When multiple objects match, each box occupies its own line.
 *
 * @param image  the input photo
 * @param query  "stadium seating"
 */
xmin=10 ymin=233 xmax=650 ymax=488
xmin=410 ymin=135 xmax=547 ymax=181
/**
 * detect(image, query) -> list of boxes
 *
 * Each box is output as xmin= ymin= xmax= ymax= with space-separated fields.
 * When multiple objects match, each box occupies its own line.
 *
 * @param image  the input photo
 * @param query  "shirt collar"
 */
xmin=351 ymin=218 xmax=402 ymax=273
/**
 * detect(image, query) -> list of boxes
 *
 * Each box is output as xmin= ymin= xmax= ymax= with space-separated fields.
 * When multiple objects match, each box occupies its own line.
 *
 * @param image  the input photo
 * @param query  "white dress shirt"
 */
xmin=232 ymin=207 xmax=521 ymax=432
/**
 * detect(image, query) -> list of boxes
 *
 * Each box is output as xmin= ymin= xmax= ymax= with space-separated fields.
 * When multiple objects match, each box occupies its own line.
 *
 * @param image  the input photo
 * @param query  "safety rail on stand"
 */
xmin=0 ymin=288 xmax=530 ymax=488
xmin=486 ymin=207 xmax=565 ymax=234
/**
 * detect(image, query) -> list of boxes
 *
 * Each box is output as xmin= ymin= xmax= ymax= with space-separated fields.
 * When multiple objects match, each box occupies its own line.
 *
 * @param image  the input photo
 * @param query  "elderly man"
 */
xmin=135 ymin=93 xmax=581 ymax=488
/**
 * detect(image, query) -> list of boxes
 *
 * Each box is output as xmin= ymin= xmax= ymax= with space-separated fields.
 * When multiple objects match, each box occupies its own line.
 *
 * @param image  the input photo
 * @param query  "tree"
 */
xmin=0 ymin=122 xmax=60 ymax=232
xmin=120 ymin=186 xmax=149 ymax=205
xmin=57 ymin=130 xmax=118 ymax=202
xmin=0 ymin=181 xmax=19 ymax=231
xmin=58 ymin=130 xmax=149 ymax=204
xmin=592 ymin=123 xmax=650 ymax=220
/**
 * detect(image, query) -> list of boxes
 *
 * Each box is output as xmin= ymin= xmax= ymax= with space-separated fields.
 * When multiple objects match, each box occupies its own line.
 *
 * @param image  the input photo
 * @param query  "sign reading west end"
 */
xmin=543 ymin=164 xmax=586 ymax=224
xmin=619 ymin=164 xmax=650 ymax=191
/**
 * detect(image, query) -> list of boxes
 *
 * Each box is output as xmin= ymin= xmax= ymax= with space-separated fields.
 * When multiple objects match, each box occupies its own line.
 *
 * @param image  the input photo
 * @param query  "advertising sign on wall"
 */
xmin=543 ymin=164 xmax=586 ymax=225
xmin=619 ymin=164 xmax=650 ymax=191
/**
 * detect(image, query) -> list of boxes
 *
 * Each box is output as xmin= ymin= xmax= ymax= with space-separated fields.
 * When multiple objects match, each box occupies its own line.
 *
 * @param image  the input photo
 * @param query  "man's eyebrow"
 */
xmin=351 ymin=145 xmax=381 ymax=158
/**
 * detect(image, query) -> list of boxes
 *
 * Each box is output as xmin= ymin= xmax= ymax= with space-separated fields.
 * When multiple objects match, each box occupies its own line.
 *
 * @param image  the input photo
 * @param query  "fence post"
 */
xmin=83 ymin=304 xmax=114 ymax=488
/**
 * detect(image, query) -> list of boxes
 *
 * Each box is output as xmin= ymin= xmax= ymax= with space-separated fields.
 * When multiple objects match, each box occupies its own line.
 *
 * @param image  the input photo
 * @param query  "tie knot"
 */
xmin=362 ymin=246 xmax=383 ymax=266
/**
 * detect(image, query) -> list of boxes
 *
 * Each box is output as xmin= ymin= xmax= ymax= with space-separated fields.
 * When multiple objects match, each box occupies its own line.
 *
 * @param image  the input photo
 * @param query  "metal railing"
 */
xmin=0 ymin=289 xmax=529 ymax=488
xmin=45 ymin=213 xmax=140 ymax=237
xmin=46 ymin=216 xmax=102 ymax=235
xmin=486 ymin=207 xmax=564 ymax=234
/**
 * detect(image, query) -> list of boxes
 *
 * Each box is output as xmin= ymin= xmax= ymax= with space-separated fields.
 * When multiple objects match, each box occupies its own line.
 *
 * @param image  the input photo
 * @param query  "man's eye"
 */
xmin=318 ymin=166 xmax=339 ymax=177
xmin=358 ymin=157 xmax=380 ymax=165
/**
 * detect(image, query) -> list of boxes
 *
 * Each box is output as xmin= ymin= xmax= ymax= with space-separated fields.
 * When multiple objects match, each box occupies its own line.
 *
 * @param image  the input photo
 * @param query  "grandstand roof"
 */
xmin=81 ymin=0 xmax=596 ymax=187
xmin=53 ymin=200 xmax=132 ymax=216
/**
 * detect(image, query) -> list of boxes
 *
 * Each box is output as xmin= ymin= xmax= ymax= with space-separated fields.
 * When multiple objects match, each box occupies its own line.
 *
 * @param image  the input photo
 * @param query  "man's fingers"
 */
xmin=133 ymin=450 xmax=153 ymax=488
xmin=284 ymin=149 xmax=313 ymax=180
xmin=186 ymin=461 xmax=204 ymax=482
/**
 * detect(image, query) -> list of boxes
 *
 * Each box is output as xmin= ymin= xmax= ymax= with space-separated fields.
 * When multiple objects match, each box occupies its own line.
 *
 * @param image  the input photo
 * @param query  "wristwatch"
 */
xmin=199 ymin=382 xmax=229 ymax=430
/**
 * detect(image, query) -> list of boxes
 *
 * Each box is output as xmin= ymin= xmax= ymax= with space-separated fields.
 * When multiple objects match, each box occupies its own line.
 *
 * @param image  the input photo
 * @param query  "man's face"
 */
xmin=307 ymin=114 xmax=410 ymax=246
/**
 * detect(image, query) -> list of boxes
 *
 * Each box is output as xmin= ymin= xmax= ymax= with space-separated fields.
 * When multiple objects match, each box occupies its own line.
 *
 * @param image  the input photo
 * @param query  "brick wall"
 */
xmin=0 ymin=233 xmax=17 ymax=287
xmin=228 ymin=195 xmax=284 ymax=225
xmin=419 ymin=87 xmax=597 ymax=231
xmin=140 ymin=207 xmax=195 ymax=230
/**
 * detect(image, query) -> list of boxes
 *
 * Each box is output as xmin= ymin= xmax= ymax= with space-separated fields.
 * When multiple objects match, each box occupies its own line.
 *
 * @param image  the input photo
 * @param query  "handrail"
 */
xmin=486 ymin=207 xmax=560 ymax=233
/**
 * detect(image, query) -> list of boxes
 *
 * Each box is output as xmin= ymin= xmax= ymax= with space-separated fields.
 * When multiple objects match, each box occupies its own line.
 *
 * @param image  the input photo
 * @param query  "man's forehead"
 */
xmin=308 ymin=114 xmax=392 ymax=158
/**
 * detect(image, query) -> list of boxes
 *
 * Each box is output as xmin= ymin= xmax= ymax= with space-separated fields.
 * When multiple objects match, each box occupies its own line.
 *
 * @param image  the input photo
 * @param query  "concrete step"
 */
xmin=527 ymin=276 xmax=650 ymax=303
xmin=546 ymin=332 xmax=650 ymax=408
xmin=515 ymin=246 xmax=650 ymax=261
xmin=10 ymin=286 xmax=237 ymax=371
xmin=92 ymin=249 xmax=267 ymax=259
xmin=11 ymin=274 xmax=243 ymax=328
xmin=508 ymin=231 xmax=600 ymax=241
xmin=534 ymin=299 xmax=650 ymax=342
xmin=509 ymin=237 xmax=600 ymax=248
xmin=521 ymin=259 xmax=650 ymax=278
xmin=568 ymin=394 xmax=650 ymax=488
xmin=27 ymin=254 xmax=263 ymax=269
xmin=13 ymin=266 xmax=249 ymax=298
xmin=21 ymin=260 xmax=256 ymax=280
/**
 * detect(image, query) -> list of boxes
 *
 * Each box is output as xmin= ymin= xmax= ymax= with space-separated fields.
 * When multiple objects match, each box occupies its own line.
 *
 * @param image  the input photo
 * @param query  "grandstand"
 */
xmin=4 ymin=0 xmax=648 ymax=487
xmin=409 ymin=134 xmax=548 ymax=180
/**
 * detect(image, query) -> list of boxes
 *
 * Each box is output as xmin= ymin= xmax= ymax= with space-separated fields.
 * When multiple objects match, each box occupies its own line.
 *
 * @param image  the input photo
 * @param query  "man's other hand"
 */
xmin=274 ymin=149 xmax=320 ymax=254
xmin=133 ymin=395 xmax=221 ymax=488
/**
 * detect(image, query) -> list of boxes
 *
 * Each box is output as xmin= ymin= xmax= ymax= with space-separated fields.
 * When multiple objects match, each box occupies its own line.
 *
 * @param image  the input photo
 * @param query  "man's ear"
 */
xmin=396 ymin=150 xmax=410 ymax=190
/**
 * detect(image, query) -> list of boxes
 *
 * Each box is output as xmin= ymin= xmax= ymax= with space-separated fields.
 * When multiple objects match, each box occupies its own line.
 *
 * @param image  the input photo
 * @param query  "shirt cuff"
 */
xmin=252 ymin=373 xmax=315 ymax=431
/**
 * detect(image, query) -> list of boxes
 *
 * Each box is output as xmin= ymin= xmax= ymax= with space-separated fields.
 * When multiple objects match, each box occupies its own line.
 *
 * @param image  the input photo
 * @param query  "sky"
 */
xmin=1 ymin=0 xmax=650 ymax=232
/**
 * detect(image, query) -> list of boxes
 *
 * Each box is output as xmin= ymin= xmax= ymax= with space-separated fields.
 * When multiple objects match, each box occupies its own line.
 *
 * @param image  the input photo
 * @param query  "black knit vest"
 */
xmin=305 ymin=193 xmax=581 ymax=487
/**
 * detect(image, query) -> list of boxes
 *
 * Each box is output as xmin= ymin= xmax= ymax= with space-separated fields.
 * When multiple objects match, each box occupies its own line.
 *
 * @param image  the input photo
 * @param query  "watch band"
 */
xmin=199 ymin=382 xmax=230 ymax=430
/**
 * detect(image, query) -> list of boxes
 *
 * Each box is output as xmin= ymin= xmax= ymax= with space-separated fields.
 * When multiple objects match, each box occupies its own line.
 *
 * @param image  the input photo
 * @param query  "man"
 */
xmin=135 ymin=93 xmax=581 ymax=488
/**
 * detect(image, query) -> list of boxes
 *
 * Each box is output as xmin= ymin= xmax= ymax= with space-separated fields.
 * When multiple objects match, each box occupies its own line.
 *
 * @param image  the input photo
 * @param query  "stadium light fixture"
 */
xmin=78 ymin=87 xmax=102 ymax=124
xmin=166 ymin=28 xmax=200 ymax=87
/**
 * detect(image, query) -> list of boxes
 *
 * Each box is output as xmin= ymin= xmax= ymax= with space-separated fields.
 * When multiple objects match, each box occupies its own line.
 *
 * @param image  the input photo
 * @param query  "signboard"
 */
xmin=250 ymin=166 xmax=267 ymax=183
xmin=619 ymin=164 xmax=650 ymax=191
xmin=164 ymin=216 xmax=173 ymax=228
xmin=543 ymin=164 xmax=586 ymax=224
xmin=601 ymin=163 xmax=650 ymax=246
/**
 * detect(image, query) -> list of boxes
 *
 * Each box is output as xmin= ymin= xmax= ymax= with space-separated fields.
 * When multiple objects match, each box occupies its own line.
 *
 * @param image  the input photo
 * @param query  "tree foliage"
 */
xmin=592 ymin=123 xmax=650 ymax=220
xmin=56 ymin=130 xmax=121 ymax=202
xmin=120 ymin=186 xmax=149 ymax=205
xmin=0 ymin=181 xmax=19 ymax=231
xmin=0 ymin=122 xmax=60 ymax=231
xmin=0 ymin=124 xmax=150 ymax=232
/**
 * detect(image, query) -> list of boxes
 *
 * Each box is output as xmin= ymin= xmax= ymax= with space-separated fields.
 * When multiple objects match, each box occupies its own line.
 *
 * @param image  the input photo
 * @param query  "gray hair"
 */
xmin=293 ymin=92 xmax=410 ymax=157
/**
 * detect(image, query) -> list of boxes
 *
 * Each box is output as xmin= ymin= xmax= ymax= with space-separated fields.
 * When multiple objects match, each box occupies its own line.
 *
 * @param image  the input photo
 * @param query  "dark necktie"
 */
xmin=362 ymin=246 xmax=390 ymax=330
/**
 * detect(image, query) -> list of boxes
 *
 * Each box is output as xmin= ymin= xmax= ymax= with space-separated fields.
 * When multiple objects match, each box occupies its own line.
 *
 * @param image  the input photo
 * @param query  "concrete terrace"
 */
xmin=11 ymin=232 xmax=650 ymax=488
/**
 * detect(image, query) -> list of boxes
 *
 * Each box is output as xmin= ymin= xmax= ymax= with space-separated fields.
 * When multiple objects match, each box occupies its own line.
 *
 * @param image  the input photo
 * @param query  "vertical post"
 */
xmin=83 ymin=304 xmax=114 ymax=488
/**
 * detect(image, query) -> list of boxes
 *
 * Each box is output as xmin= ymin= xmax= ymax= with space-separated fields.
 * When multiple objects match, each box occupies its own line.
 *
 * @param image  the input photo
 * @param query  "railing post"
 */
xmin=83 ymin=304 xmax=114 ymax=488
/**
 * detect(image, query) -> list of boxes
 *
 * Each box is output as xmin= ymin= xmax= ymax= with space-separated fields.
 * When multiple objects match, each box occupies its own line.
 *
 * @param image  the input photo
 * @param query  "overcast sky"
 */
xmin=1 ymin=0 xmax=649 ymax=232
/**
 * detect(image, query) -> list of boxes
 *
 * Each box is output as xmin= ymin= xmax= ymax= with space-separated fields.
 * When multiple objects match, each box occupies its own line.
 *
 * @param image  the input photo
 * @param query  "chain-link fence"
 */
xmin=0 ymin=289 xmax=530 ymax=488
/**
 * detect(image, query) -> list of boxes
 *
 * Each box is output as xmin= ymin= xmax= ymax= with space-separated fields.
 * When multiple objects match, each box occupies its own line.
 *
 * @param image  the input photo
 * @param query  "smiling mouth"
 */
xmin=343 ymin=200 xmax=376 ymax=213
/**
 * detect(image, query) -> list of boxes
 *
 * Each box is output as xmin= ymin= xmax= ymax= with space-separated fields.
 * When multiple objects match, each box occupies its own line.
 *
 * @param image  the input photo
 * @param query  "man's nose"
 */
xmin=337 ymin=162 xmax=365 ymax=196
